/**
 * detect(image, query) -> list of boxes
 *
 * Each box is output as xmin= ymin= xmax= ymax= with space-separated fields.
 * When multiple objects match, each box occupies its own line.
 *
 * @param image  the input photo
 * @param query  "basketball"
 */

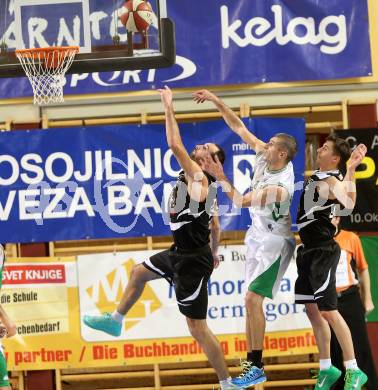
xmin=120 ymin=0 xmax=155 ymax=33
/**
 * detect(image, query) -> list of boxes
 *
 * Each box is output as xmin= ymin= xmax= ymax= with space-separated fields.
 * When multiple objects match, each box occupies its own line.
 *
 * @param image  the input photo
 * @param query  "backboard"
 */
xmin=0 ymin=0 xmax=175 ymax=77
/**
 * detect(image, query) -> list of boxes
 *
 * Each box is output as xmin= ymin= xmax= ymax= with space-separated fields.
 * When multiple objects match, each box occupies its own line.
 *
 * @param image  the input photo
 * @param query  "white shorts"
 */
xmin=245 ymin=234 xmax=295 ymax=298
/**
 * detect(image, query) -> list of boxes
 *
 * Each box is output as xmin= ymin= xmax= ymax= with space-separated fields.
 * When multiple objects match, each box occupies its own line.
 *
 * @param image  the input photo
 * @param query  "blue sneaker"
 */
xmin=231 ymin=360 xmax=267 ymax=387
xmin=231 ymin=360 xmax=253 ymax=386
xmin=83 ymin=313 xmax=122 ymax=337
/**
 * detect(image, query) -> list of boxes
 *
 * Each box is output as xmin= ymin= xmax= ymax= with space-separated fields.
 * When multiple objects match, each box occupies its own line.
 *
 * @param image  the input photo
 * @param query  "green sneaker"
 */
xmin=344 ymin=368 xmax=367 ymax=390
xmin=313 ymin=365 xmax=342 ymax=390
xmin=83 ymin=312 xmax=122 ymax=337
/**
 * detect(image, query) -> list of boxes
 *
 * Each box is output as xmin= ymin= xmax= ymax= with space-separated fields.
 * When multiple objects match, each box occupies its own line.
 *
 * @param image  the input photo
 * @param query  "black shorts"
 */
xmin=143 ymin=245 xmax=214 ymax=319
xmin=295 ymin=241 xmax=341 ymax=311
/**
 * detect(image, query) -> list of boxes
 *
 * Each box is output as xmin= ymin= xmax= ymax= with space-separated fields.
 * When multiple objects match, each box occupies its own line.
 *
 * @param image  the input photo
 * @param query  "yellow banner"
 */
xmin=1 ymin=256 xmax=317 ymax=371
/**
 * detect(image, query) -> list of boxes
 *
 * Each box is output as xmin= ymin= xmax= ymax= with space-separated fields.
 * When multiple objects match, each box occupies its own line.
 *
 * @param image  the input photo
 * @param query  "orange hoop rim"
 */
xmin=15 ymin=46 xmax=79 ymax=59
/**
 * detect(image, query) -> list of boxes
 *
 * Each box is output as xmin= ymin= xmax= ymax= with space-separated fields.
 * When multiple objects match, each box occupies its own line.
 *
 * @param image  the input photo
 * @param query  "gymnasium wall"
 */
xmin=0 ymin=0 xmax=377 ymax=387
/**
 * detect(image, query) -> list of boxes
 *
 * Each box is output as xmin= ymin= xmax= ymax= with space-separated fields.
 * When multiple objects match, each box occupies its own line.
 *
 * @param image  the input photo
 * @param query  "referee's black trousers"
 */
xmin=330 ymin=286 xmax=378 ymax=390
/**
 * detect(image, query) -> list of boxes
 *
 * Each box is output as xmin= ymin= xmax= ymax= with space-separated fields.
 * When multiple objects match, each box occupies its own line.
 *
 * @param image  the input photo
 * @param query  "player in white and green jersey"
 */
xmin=244 ymin=150 xmax=295 ymax=300
xmin=193 ymin=89 xmax=297 ymax=388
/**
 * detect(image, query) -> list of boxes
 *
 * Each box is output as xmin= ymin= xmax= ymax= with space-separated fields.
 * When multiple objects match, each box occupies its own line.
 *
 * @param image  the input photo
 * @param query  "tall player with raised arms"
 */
xmin=193 ymin=89 xmax=297 ymax=388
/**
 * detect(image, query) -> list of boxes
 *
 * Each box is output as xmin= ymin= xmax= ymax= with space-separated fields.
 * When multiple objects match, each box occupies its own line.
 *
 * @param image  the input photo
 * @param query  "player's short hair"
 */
xmin=326 ymin=133 xmax=351 ymax=174
xmin=212 ymin=144 xmax=226 ymax=165
xmin=274 ymin=133 xmax=298 ymax=162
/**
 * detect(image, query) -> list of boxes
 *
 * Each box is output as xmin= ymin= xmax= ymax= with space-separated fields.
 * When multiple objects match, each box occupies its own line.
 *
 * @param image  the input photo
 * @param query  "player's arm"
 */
xmin=351 ymin=233 xmax=374 ymax=314
xmin=193 ymin=89 xmax=266 ymax=153
xmin=0 ymin=305 xmax=17 ymax=337
xmin=204 ymin=154 xmax=288 ymax=207
xmin=324 ymin=144 xmax=367 ymax=209
xmin=210 ymin=213 xmax=221 ymax=268
xmin=159 ymin=86 xmax=208 ymax=201
xmin=358 ymin=269 xmax=374 ymax=314
xmin=251 ymin=185 xmax=289 ymax=207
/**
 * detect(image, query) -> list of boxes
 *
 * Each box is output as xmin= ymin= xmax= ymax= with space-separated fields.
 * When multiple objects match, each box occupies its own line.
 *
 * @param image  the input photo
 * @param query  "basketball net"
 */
xmin=15 ymin=46 xmax=79 ymax=105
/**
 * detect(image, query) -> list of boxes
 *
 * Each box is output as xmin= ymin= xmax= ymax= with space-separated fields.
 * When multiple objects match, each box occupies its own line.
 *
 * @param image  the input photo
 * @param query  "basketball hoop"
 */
xmin=15 ymin=46 xmax=79 ymax=105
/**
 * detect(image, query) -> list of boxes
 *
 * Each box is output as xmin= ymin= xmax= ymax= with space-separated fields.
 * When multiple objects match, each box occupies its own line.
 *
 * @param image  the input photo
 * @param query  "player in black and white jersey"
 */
xmin=84 ymin=87 xmax=242 ymax=390
xmin=295 ymin=134 xmax=368 ymax=390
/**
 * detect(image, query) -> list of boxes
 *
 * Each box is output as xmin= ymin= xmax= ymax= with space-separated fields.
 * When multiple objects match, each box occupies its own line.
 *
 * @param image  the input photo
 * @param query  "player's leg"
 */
xmin=83 ymin=250 xmax=171 ymax=336
xmin=320 ymin=310 xmax=354 ymax=360
xmin=305 ymin=304 xmax=343 ymax=390
xmin=185 ymin=318 xmax=242 ymax=389
xmin=116 ymin=263 xmax=161 ymax=315
xmin=310 ymin=243 xmax=354 ymax=358
xmin=231 ymin=242 xmax=267 ymax=386
xmin=245 ymin=315 xmax=252 ymax=352
xmin=232 ymin=314 xmax=263 ymax=387
xmin=235 ymin=237 xmax=294 ymax=387
xmin=230 ymin=291 xmax=266 ymax=387
xmin=245 ymin=238 xmax=294 ymax=359
xmin=245 ymin=291 xmax=265 ymax=351
xmin=174 ymin=250 xmax=241 ymax=389
xmin=305 ymin=303 xmax=331 ymax=358
xmin=319 ymin=309 xmax=367 ymax=389
xmin=296 ymin=246 xmax=342 ymax=389
xmin=330 ymin=325 xmax=344 ymax=390
xmin=185 ymin=318 xmax=229 ymax=382
xmin=245 ymin=237 xmax=295 ymax=353
xmin=309 ymin=243 xmax=367 ymax=389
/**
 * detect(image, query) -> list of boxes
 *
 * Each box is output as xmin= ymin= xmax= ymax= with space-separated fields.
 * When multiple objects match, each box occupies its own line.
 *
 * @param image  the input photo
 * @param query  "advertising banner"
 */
xmin=2 ymin=245 xmax=316 ymax=371
xmin=0 ymin=0 xmax=372 ymax=98
xmin=335 ymin=128 xmax=378 ymax=231
xmin=0 ymin=118 xmax=305 ymax=243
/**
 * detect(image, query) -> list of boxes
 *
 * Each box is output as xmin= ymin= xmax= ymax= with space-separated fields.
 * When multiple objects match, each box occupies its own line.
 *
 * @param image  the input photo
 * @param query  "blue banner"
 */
xmin=0 ymin=118 xmax=305 ymax=243
xmin=0 ymin=0 xmax=371 ymax=98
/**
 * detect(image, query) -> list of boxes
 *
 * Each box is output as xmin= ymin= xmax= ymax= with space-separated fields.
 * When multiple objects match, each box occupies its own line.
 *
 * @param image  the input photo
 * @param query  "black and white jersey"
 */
xmin=296 ymin=170 xmax=343 ymax=246
xmin=169 ymin=171 xmax=217 ymax=250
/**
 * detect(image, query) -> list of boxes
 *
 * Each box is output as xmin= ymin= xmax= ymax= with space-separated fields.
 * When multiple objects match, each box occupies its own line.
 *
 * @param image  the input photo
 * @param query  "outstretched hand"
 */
xmin=203 ymin=152 xmax=224 ymax=179
xmin=193 ymin=89 xmax=217 ymax=104
xmin=213 ymin=255 xmax=220 ymax=269
xmin=348 ymin=144 xmax=367 ymax=170
xmin=365 ymin=298 xmax=375 ymax=315
xmin=158 ymin=85 xmax=173 ymax=108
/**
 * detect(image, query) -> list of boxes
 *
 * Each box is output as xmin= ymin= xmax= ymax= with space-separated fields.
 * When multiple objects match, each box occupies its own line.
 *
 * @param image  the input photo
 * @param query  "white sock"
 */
xmin=111 ymin=311 xmax=124 ymax=324
xmin=219 ymin=377 xmax=232 ymax=389
xmin=344 ymin=359 xmax=358 ymax=370
xmin=319 ymin=359 xmax=332 ymax=370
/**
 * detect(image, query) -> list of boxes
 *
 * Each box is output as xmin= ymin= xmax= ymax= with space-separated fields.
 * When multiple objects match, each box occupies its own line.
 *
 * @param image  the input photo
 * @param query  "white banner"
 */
xmin=78 ymin=245 xmax=311 ymax=342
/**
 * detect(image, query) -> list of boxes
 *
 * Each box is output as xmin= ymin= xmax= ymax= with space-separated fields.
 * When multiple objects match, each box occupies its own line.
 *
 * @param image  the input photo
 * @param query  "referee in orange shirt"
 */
xmin=331 ymin=217 xmax=378 ymax=390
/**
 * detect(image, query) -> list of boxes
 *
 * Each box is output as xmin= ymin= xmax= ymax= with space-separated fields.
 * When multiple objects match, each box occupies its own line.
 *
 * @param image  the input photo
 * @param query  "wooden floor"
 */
xmin=53 ymin=355 xmax=319 ymax=390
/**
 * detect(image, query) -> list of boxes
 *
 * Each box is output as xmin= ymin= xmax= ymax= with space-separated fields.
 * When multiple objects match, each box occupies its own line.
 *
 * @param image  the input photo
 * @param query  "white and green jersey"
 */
xmin=245 ymin=152 xmax=294 ymax=243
